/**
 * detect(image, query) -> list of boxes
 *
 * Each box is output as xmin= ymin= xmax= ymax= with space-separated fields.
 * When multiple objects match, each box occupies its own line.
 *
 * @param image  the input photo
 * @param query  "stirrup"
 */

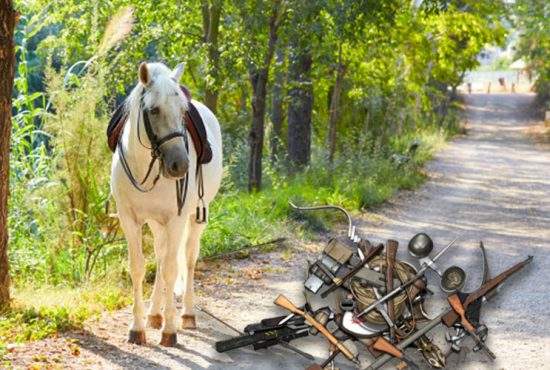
xmin=196 ymin=198 xmax=207 ymax=223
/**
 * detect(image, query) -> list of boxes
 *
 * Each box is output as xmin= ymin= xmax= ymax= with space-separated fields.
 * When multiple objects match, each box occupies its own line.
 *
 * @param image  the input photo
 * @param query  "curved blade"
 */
xmin=455 ymin=242 xmax=490 ymax=325
xmin=479 ymin=241 xmax=490 ymax=284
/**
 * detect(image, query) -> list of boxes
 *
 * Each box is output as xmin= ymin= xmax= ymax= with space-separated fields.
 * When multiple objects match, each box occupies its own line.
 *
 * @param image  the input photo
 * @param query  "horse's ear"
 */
xmin=171 ymin=62 xmax=185 ymax=82
xmin=139 ymin=62 xmax=150 ymax=85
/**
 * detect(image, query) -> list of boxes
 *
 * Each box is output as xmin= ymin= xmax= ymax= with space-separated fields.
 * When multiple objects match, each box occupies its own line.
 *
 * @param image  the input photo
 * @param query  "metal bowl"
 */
xmin=408 ymin=232 xmax=434 ymax=258
xmin=440 ymin=265 xmax=467 ymax=293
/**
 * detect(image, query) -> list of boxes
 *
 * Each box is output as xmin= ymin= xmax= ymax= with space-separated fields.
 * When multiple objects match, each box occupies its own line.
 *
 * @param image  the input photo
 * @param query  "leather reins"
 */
xmin=116 ymin=90 xmax=190 ymax=216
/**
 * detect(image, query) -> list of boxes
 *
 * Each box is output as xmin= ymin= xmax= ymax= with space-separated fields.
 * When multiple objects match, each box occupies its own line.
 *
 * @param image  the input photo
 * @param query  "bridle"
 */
xmin=117 ymin=89 xmax=190 ymax=215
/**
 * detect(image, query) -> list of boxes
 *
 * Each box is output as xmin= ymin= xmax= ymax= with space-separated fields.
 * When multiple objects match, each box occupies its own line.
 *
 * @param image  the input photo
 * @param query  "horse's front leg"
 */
xmin=159 ymin=218 xmax=187 ymax=347
xmin=146 ymin=220 xmax=166 ymax=330
xmin=119 ymin=213 xmax=146 ymax=345
xmin=181 ymin=215 xmax=207 ymax=329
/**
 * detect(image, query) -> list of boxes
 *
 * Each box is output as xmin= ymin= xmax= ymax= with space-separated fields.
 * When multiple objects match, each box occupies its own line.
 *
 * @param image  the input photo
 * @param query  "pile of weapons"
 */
xmin=214 ymin=203 xmax=533 ymax=369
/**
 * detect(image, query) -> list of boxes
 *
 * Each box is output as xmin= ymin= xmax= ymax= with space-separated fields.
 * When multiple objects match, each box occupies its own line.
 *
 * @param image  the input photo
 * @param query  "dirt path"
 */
xmin=6 ymin=93 xmax=550 ymax=369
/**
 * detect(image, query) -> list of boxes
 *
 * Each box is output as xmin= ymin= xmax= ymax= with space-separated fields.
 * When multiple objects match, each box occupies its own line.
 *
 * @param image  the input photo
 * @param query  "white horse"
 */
xmin=110 ymin=62 xmax=222 ymax=346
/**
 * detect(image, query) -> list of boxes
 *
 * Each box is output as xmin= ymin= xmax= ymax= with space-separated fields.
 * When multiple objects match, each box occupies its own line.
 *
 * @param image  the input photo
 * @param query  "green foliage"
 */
xmin=201 ymin=124 xmax=450 ymax=257
xmin=514 ymin=0 xmax=550 ymax=106
xmin=43 ymin=67 xmax=122 ymax=282
xmin=5 ymin=0 xmax=511 ymax=344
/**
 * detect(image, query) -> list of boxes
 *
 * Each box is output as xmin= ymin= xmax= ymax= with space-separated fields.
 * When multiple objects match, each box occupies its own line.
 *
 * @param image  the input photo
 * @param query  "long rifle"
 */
xmin=447 ymin=294 xmax=495 ymax=360
xmin=200 ymin=306 xmax=314 ymax=361
xmin=441 ymin=255 xmax=532 ymax=327
xmin=274 ymin=294 xmax=359 ymax=364
xmin=363 ymin=255 xmax=533 ymax=370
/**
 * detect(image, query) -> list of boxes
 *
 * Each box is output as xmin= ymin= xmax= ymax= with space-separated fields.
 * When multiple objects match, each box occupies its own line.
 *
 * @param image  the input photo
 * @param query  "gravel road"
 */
xmin=6 ymin=93 xmax=549 ymax=370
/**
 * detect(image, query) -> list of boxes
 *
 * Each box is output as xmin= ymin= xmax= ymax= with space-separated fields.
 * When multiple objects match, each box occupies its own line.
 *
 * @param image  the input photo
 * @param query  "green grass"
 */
xmin=201 ymin=124 xmax=451 ymax=258
xmin=0 ymin=285 xmax=131 ymax=359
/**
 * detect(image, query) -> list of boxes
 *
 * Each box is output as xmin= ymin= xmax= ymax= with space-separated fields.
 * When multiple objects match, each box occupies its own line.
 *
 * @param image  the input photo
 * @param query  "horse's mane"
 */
xmin=124 ymin=63 xmax=189 ymax=125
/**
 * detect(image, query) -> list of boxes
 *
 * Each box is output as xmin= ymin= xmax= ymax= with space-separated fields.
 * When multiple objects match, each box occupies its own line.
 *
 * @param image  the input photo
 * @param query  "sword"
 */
xmin=356 ymin=237 xmax=458 ymax=320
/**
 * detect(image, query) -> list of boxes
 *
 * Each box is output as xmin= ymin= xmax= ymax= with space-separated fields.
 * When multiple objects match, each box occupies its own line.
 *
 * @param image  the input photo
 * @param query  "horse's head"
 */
xmin=136 ymin=62 xmax=189 ymax=179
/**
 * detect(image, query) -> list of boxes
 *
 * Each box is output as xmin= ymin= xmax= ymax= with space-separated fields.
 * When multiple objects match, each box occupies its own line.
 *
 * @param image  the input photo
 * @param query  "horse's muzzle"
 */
xmin=164 ymin=157 xmax=189 ymax=179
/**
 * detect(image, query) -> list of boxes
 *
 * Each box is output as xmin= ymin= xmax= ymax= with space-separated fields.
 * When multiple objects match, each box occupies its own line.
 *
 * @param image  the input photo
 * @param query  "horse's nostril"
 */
xmin=171 ymin=162 xmax=179 ymax=173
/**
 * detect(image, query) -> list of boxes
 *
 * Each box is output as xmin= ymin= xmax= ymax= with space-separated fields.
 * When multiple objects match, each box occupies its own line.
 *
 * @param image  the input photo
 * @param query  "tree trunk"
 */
xmin=248 ymin=69 xmax=268 ymax=191
xmin=270 ymin=48 xmax=285 ymax=164
xmin=201 ymin=0 xmax=222 ymax=114
xmin=247 ymin=2 xmax=282 ymax=192
xmin=327 ymin=48 xmax=345 ymax=164
xmin=0 ymin=0 xmax=17 ymax=307
xmin=287 ymin=43 xmax=312 ymax=172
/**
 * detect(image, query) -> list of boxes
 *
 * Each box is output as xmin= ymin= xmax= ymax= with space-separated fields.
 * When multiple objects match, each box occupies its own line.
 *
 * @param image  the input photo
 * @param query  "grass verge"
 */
xmin=0 ymin=284 xmax=131 ymax=360
xmin=201 ymin=124 xmax=452 ymax=257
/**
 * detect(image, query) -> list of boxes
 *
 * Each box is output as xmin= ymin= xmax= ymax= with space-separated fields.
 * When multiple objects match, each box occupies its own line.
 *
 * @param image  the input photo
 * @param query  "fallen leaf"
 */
xmin=242 ymin=268 xmax=263 ymax=280
xmin=68 ymin=343 xmax=80 ymax=356
xmin=6 ymin=343 xmax=22 ymax=352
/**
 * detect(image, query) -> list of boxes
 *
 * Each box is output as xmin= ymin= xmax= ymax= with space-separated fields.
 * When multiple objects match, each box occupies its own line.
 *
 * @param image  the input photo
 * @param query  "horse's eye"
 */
xmin=150 ymin=107 xmax=160 ymax=115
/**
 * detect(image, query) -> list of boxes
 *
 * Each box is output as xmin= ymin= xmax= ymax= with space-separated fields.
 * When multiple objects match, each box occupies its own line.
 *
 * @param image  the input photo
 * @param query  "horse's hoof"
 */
xmin=128 ymin=330 xmax=146 ymax=345
xmin=181 ymin=315 xmax=196 ymax=329
xmin=160 ymin=332 xmax=178 ymax=347
xmin=147 ymin=314 xmax=163 ymax=329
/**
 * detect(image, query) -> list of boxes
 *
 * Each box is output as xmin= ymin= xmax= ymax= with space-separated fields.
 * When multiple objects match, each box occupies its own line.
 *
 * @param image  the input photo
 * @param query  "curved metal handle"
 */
xmin=288 ymin=201 xmax=354 ymax=239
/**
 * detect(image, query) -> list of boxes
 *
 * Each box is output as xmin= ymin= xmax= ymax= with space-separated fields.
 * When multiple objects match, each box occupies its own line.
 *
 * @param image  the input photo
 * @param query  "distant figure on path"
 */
xmin=498 ymin=77 xmax=506 ymax=92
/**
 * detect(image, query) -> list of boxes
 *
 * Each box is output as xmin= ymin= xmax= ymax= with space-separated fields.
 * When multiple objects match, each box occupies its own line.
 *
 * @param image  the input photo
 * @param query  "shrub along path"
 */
xmin=5 ymin=93 xmax=549 ymax=369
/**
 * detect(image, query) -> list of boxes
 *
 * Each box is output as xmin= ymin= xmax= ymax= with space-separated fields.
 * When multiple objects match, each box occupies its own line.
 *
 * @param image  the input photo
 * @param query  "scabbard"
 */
xmin=362 ymin=311 xmax=448 ymax=370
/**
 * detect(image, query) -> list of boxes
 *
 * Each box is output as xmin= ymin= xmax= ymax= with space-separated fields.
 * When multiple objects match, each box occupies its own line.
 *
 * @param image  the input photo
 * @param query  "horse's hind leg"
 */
xmin=146 ymin=220 xmax=166 ymax=330
xmin=181 ymin=215 xmax=207 ymax=329
xmin=119 ymin=213 xmax=146 ymax=345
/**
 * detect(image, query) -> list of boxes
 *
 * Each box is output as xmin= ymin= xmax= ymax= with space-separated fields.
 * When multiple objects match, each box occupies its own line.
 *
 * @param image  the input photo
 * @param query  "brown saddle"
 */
xmin=107 ymin=85 xmax=212 ymax=165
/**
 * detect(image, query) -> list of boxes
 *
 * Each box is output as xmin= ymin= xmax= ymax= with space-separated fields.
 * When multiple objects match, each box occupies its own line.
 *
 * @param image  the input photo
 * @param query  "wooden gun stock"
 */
xmin=373 ymin=337 xmax=403 ymax=359
xmin=447 ymin=294 xmax=496 ymax=360
xmin=274 ymin=294 xmax=355 ymax=361
xmin=442 ymin=256 xmax=532 ymax=327
xmin=447 ymin=294 xmax=475 ymax=333
xmin=372 ymin=337 xmax=419 ymax=370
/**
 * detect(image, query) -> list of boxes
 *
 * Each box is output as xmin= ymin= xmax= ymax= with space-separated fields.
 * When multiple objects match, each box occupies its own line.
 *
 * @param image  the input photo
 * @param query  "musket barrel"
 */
xmin=362 ymin=311 xmax=448 ymax=370
xmin=442 ymin=255 xmax=532 ymax=327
